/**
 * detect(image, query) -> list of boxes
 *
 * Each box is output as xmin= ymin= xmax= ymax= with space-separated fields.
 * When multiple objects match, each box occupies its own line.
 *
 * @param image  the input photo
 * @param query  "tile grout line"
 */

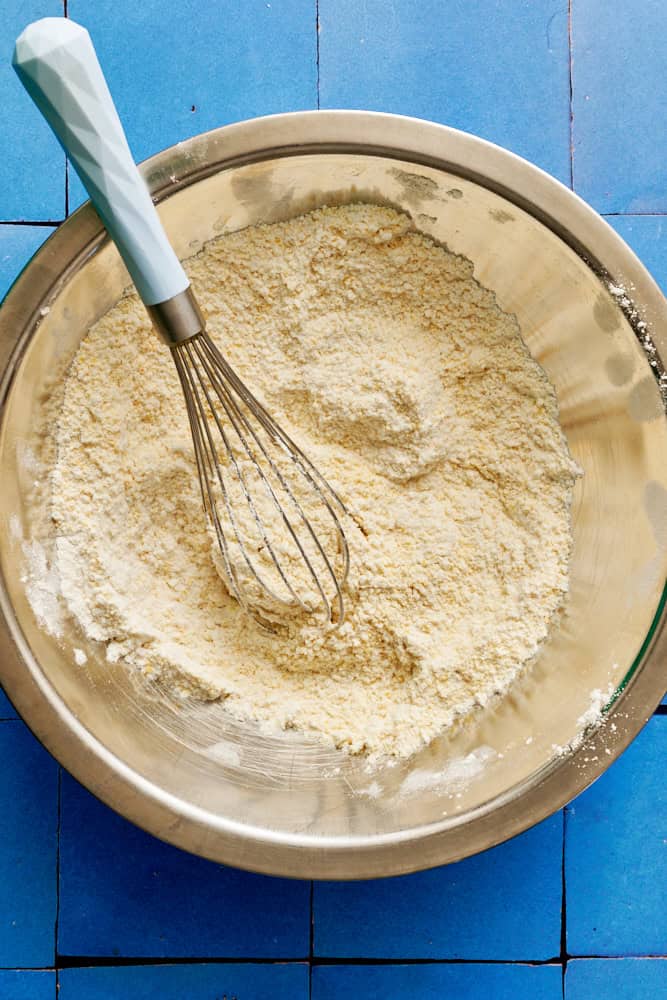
xmin=561 ymin=807 xmax=568 ymax=959
xmin=0 ymin=968 xmax=57 ymax=972
xmin=0 ymin=220 xmax=62 ymax=227
xmin=64 ymin=0 xmax=69 ymax=222
xmin=10 ymin=955 xmax=667 ymax=969
xmin=309 ymin=956 xmax=564 ymax=966
xmin=315 ymin=0 xmax=321 ymax=109
xmin=50 ymin=956 xmax=567 ymax=968
xmin=55 ymin=957 xmax=313 ymax=968
xmin=13 ymin=956 xmax=664 ymax=965
xmin=567 ymin=0 xmax=574 ymax=191
xmin=309 ymin=880 xmax=314 ymax=998
xmin=601 ymin=212 xmax=667 ymax=218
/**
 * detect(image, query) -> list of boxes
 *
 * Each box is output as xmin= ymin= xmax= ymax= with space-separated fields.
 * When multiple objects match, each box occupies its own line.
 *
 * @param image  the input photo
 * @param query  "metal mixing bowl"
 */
xmin=1 ymin=111 xmax=667 ymax=879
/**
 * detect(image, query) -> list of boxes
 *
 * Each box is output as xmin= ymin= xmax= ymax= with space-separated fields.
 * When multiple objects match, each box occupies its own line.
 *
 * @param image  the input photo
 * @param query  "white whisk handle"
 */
xmin=13 ymin=17 xmax=188 ymax=307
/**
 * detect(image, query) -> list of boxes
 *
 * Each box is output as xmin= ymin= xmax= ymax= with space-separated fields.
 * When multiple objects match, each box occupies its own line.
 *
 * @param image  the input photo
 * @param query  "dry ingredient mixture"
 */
xmin=48 ymin=204 xmax=580 ymax=758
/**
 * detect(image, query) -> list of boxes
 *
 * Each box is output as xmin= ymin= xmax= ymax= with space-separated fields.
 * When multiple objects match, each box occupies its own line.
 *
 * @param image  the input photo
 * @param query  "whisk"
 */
xmin=14 ymin=18 xmax=349 ymax=627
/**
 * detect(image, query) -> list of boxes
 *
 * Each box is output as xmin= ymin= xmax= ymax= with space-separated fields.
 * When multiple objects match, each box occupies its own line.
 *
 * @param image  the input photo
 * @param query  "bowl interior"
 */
xmin=2 ymin=150 xmax=667 ymax=852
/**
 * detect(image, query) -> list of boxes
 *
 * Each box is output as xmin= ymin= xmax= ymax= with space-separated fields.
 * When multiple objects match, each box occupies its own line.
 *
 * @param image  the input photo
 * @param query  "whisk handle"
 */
xmin=13 ymin=17 xmax=189 ymax=307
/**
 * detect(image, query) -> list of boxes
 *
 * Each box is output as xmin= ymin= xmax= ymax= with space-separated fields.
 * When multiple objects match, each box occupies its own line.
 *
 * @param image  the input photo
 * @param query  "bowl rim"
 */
xmin=1 ymin=109 xmax=666 ymax=879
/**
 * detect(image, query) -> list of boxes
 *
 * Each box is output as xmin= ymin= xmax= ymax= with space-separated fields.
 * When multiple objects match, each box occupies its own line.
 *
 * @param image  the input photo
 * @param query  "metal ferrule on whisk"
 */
xmin=147 ymin=287 xmax=206 ymax=346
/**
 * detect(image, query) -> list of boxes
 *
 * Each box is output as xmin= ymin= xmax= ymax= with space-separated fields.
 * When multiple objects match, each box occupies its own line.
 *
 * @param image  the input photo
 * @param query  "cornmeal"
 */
xmin=49 ymin=204 xmax=579 ymax=757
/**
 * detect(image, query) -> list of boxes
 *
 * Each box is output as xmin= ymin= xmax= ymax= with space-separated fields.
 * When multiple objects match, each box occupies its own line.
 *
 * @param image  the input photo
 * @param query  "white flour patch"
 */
xmin=577 ymin=682 xmax=615 ymax=730
xmin=21 ymin=539 xmax=62 ymax=638
xmin=400 ymin=746 xmax=498 ymax=796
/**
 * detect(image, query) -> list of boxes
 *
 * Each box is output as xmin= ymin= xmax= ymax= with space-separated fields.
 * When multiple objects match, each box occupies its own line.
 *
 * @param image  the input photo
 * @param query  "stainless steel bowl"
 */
xmin=1 ymin=111 xmax=667 ymax=879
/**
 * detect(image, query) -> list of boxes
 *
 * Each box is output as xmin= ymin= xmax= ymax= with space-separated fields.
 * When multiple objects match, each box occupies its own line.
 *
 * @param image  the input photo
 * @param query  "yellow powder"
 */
xmin=50 ymin=204 xmax=579 ymax=757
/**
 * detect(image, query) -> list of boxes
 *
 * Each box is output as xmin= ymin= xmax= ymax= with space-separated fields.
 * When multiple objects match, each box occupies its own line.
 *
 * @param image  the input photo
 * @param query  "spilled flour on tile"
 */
xmin=43 ymin=204 xmax=580 ymax=758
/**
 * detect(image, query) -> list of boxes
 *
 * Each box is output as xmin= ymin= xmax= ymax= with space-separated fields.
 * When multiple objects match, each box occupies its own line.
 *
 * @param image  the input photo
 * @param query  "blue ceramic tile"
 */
xmin=59 ymin=963 xmax=308 ymax=1000
xmin=0 ymin=721 xmax=58 ymax=967
xmin=566 ymin=958 xmax=667 ymax=999
xmin=58 ymin=774 xmax=310 ymax=957
xmin=314 ymin=813 xmax=562 ymax=959
xmin=572 ymin=2 xmax=667 ymax=212
xmin=0 ymin=686 xmax=18 ymax=719
xmin=319 ymin=0 xmax=571 ymax=184
xmin=0 ymin=970 xmax=55 ymax=1000
xmin=0 ymin=224 xmax=54 ymax=302
xmin=313 ymin=963 xmax=563 ymax=1000
xmin=566 ymin=716 xmax=667 ymax=956
xmin=1 ymin=1 xmax=65 ymax=220
xmin=607 ymin=216 xmax=667 ymax=296
xmin=66 ymin=0 xmax=317 ymax=210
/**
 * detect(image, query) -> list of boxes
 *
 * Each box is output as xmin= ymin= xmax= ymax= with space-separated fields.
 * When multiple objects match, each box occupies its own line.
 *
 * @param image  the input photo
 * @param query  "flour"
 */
xmin=576 ymin=683 xmax=615 ymax=730
xmin=21 ymin=538 xmax=63 ymax=638
xmin=45 ymin=204 xmax=580 ymax=758
xmin=400 ymin=746 xmax=498 ymax=796
xmin=550 ymin=682 xmax=615 ymax=759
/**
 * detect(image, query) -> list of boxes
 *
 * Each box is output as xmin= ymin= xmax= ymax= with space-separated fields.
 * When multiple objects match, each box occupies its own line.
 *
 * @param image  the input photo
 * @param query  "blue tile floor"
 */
xmin=1 ymin=1 xmax=667 ymax=997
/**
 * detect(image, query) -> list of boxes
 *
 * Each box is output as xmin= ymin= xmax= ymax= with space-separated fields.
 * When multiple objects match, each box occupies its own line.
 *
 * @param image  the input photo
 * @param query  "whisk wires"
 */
xmin=171 ymin=332 xmax=349 ymax=629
